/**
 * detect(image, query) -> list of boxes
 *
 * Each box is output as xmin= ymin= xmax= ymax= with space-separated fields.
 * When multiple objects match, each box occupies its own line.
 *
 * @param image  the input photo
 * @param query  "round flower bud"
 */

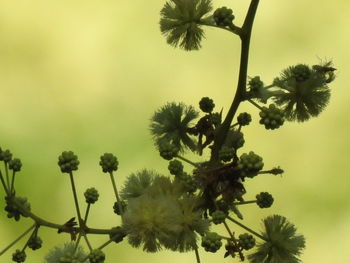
xmin=84 ymin=188 xmax=99 ymax=204
xmin=159 ymin=143 xmax=179 ymax=160
xmin=201 ymin=232 xmax=222 ymax=253
xmin=259 ymin=104 xmax=284 ymax=130
xmin=5 ymin=196 xmax=31 ymax=221
xmin=99 ymin=153 xmax=118 ymax=173
xmin=291 ymin=64 xmax=311 ymax=82
xmin=238 ymin=233 xmax=256 ymax=250
xmin=211 ymin=210 xmax=226 ymax=225
xmin=237 ymin=112 xmax=252 ymax=126
xmin=0 ymin=148 xmax=12 ymax=162
xmin=9 ymin=158 xmax=22 ymax=172
xmin=199 ymin=97 xmax=215 ymax=113
xmin=58 ymin=151 xmax=79 ymax=173
xmin=109 ymin=226 xmax=127 ymax=243
xmin=168 ymin=160 xmax=184 ymax=176
xmin=88 ymin=249 xmax=105 ymax=263
xmin=12 ymin=249 xmax=26 ymax=263
xmin=28 ymin=236 xmax=43 ymax=250
xmin=213 ymin=7 xmax=235 ymax=27
xmin=237 ymin=151 xmax=264 ymax=178
xmin=219 ymin=146 xmax=235 ymax=162
xmin=248 ymin=76 xmax=264 ymax=91
xmin=113 ymin=200 xmax=127 ymax=215
xmin=256 ymin=192 xmax=274 ymax=208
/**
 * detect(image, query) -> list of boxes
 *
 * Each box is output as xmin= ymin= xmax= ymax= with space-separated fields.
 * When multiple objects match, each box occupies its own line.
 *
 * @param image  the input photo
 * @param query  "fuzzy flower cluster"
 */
xmin=121 ymin=169 xmax=209 ymax=252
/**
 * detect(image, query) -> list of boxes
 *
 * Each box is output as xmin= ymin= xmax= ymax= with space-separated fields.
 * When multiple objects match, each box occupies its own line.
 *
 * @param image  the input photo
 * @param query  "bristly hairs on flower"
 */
xmin=150 ymin=102 xmax=198 ymax=152
xmin=160 ymin=0 xmax=213 ymax=51
xmin=248 ymin=215 xmax=305 ymax=263
xmin=121 ymin=171 xmax=209 ymax=252
xmin=44 ymin=242 xmax=87 ymax=263
xmin=272 ymin=61 xmax=335 ymax=122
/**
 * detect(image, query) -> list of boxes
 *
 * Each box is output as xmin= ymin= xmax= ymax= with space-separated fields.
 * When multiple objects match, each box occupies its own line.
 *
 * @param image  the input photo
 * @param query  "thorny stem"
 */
xmin=0 ymin=223 xmax=36 ymax=256
xmin=211 ymin=0 xmax=260 ymax=162
xmin=227 ymin=215 xmax=267 ymax=241
xmin=109 ymin=172 xmax=123 ymax=215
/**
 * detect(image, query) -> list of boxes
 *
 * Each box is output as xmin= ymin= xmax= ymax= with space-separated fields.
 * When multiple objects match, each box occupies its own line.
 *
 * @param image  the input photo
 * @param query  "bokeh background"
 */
xmin=0 ymin=0 xmax=349 ymax=262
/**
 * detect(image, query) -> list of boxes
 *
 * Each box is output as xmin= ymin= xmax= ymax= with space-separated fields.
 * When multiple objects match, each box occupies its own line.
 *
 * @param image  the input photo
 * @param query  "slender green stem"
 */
xmin=84 ymin=204 xmax=91 ymax=224
xmin=0 ymin=169 xmax=9 ymax=196
xmin=199 ymin=16 xmax=242 ymax=36
xmin=83 ymin=234 xmax=93 ymax=252
xmin=0 ymin=223 xmax=36 ymax=256
xmin=69 ymin=172 xmax=83 ymax=225
xmin=74 ymin=234 xmax=83 ymax=253
xmin=10 ymin=171 xmax=16 ymax=194
xmin=10 ymin=197 xmax=118 ymax=236
xmin=227 ymin=215 xmax=266 ymax=241
xmin=4 ymin=162 xmax=10 ymax=191
xmin=194 ymin=247 xmax=201 ymax=263
xmin=234 ymin=200 xmax=257 ymax=205
xmin=109 ymin=172 xmax=123 ymax=215
xmin=210 ymin=0 xmax=261 ymax=162
xmin=248 ymin=98 xmax=263 ymax=110
xmin=223 ymin=220 xmax=244 ymax=260
xmin=176 ymin=155 xmax=199 ymax=168
xmin=22 ymin=225 xmax=39 ymax=251
xmin=81 ymin=238 xmax=115 ymax=263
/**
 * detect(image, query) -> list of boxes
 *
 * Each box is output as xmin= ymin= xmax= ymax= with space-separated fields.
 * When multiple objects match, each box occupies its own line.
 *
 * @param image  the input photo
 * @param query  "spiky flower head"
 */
xmin=122 ymin=171 xmax=209 ymax=252
xmin=273 ymin=62 xmax=335 ymax=122
xmin=44 ymin=243 xmax=87 ymax=263
xmin=160 ymin=0 xmax=213 ymax=51
xmin=248 ymin=215 xmax=305 ymax=263
xmin=151 ymin=102 xmax=198 ymax=152
xmin=57 ymin=151 xmax=79 ymax=173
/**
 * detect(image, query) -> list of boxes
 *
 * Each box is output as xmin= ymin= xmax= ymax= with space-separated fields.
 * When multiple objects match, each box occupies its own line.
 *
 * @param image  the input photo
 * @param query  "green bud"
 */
xmin=99 ymin=153 xmax=118 ymax=173
xmin=58 ymin=151 xmax=79 ymax=173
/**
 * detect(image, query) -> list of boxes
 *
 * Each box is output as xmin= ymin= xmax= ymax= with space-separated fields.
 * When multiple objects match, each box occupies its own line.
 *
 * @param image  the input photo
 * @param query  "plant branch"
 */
xmin=0 ymin=223 xmax=36 ymax=256
xmin=210 ymin=0 xmax=261 ymax=162
xmin=227 ymin=215 xmax=266 ymax=241
xmin=69 ymin=172 xmax=83 ymax=226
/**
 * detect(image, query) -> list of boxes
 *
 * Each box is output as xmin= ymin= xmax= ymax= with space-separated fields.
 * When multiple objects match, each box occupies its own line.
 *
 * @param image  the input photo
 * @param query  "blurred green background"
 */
xmin=0 ymin=0 xmax=349 ymax=262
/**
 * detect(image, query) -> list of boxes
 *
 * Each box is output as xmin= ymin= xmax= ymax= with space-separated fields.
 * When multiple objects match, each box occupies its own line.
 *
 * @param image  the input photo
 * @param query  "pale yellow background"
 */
xmin=0 ymin=0 xmax=349 ymax=262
